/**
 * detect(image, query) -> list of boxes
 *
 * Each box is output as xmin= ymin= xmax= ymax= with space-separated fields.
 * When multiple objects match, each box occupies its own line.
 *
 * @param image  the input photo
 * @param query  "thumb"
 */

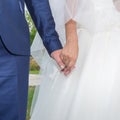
xmin=51 ymin=50 xmax=65 ymax=70
xmin=57 ymin=60 xmax=65 ymax=71
xmin=54 ymin=56 xmax=65 ymax=71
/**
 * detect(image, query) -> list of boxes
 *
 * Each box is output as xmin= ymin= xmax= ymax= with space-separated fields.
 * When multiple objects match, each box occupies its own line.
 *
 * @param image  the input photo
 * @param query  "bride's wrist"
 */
xmin=65 ymin=19 xmax=78 ymax=44
xmin=66 ymin=34 xmax=78 ymax=43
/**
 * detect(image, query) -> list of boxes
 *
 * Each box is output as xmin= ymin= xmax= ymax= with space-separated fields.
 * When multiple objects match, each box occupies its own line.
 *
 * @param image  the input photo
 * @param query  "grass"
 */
xmin=27 ymin=70 xmax=39 ymax=119
xmin=29 ymin=70 xmax=39 ymax=74
xmin=26 ymin=86 xmax=35 ymax=120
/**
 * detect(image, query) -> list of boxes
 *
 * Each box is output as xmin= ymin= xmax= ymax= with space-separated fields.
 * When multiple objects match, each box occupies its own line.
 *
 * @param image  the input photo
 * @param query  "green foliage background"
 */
xmin=25 ymin=11 xmax=40 ymax=72
xmin=25 ymin=10 xmax=38 ymax=120
xmin=25 ymin=11 xmax=37 ymax=45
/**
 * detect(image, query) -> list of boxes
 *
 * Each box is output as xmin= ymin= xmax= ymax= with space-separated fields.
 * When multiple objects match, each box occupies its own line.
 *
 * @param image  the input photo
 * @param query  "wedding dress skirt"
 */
xmin=30 ymin=0 xmax=120 ymax=120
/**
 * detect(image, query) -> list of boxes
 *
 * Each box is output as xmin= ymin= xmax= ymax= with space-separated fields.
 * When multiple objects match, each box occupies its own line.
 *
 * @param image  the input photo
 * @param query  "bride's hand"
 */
xmin=60 ymin=20 xmax=79 ymax=75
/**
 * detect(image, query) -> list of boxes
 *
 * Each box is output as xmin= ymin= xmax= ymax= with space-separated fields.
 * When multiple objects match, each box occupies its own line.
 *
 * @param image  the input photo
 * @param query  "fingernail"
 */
xmin=60 ymin=65 xmax=65 ymax=69
xmin=64 ymin=71 xmax=70 ymax=76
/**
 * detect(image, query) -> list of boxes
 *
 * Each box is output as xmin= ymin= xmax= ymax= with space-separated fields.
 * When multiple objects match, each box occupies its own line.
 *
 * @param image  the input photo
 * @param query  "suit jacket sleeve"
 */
xmin=25 ymin=0 xmax=62 ymax=55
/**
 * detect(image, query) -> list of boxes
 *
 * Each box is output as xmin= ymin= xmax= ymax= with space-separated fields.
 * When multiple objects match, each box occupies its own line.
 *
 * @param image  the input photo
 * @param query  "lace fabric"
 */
xmin=65 ymin=0 xmax=78 ymax=23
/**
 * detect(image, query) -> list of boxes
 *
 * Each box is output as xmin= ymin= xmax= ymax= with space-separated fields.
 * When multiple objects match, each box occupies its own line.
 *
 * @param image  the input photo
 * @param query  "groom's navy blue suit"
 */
xmin=0 ymin=0 xmax=62 ymax=120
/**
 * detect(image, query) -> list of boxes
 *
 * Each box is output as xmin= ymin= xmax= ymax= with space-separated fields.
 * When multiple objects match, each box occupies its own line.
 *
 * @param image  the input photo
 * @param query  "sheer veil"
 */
xmin=65 ymin=0 xmax=78 ymax=23
xmin=30 ymin=0 xmax=79 ymax=116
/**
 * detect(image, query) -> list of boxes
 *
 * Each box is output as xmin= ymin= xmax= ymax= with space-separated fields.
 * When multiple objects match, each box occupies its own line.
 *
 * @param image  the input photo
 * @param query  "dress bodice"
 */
xmin=76 ymin=0 xmax=120 ymax=32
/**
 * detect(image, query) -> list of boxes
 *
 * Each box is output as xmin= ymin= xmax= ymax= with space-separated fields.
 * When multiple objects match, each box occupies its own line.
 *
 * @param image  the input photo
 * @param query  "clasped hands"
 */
xmin=51 ymin=39 xmax=78 ymax=75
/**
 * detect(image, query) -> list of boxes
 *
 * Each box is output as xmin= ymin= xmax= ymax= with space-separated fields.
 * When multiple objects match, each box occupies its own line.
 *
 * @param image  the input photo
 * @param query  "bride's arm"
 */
xmin=65 ymin=20 xmax=78 ymax=45
xmin=61 ymin=19 xmax=78 ymax=75
xmin=60 ymin=0 xmax=79 ymax=75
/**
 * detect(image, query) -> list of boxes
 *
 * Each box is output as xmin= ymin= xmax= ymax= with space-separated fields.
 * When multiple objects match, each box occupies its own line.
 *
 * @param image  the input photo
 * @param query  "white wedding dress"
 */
xmin=30 ymin=0 xmax=120 ymax=120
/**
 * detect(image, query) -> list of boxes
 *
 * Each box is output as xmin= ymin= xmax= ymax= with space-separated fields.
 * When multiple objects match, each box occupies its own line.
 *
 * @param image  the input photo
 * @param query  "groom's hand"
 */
xmin=51 ymin=49 xmax=65 ymax=71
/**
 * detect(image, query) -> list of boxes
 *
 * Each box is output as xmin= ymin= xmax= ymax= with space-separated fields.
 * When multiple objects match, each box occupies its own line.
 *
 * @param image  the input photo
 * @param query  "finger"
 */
xmin=63 ymin=65 xmax=75 ymax=75
xmin=64 ymin=61 xmax=75 ymax=73
xmin=60 ymin=53 xmax=64 ymax=60
xmin=64 ymin=69 xmax=71 ymax=76
xmin=63 ymin=58 xmax=70 ymax=67
xmin=62 ymin=66 xmax=71 ymax=75
xmin=57 ymin=61 xmax=66 ymax=71
xmin=60 ymin=53 xmax=69 ymax=63
xmin=64 ymin=62 xmax=75 ymax=74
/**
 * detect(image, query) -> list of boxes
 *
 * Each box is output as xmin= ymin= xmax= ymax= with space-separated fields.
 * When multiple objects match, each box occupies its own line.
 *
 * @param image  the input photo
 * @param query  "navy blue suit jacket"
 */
xmin=0 ymin=0 xmax=62 ymax=55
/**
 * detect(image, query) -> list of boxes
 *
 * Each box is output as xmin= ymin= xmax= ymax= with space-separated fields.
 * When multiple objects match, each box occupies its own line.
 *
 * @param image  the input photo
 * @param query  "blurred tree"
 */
xmin=25 ymin=11 xmax=37 ymax=45
xmin=25 ymin=10 xmax=39 ymax=71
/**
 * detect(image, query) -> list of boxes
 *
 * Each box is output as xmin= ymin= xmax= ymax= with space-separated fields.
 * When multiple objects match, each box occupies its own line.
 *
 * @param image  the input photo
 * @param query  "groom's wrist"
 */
xmin=43 ymin=37 xmax=63 ymax=55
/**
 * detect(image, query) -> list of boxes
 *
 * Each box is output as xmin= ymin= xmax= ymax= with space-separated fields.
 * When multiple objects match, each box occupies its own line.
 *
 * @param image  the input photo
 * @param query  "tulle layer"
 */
xmin=30 ymin=0 xmax=120 ymax=120
xmin=31 ymin=27 xmax=120 ymax=120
